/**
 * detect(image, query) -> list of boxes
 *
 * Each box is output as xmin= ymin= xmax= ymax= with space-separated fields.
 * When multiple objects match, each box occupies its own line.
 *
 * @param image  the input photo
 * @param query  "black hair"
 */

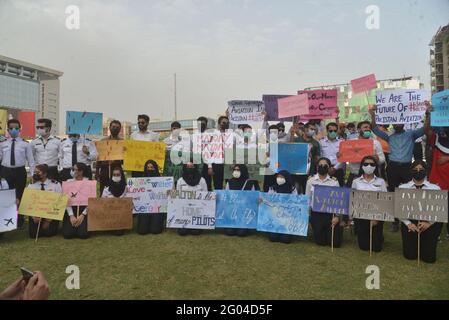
xmin=137 ymin=114 xmax=150 ymax=123
xmin=171 ymin=121 xmax=181 ymax=129
xmin=326 ymin=122 xmax=338 ymax=131
xmin=109 ymin=120 xmax=122 ymax=128
xmin=35 ymin=164 xmax=49 ymax=175
xmin=357 ymin=121 xmax=371 ymax=129
xmin=317 ymin=157 xmax=332 ymax=168
xmin=268 ymin=124 xmax=278 ymax=131
xmin=218 ymin=116 xmax=228 ymax=124
xmin=358 ymin=155 xmax=380 ymax=177
xmin=74 ymin=162 xmax=88 ymax=178
xmin=37 ymin=118 xmax=52 ymax=128
xmin=411 ymin=160 xmax=427 ymax=171
xmin=7 ymin=119 xmax=21 ymax=128
xmin=347 ymin=122 xmax=356 ymax=129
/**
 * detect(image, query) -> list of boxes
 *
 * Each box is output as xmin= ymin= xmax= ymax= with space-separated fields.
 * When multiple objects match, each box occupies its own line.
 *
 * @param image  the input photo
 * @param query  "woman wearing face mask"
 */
xmin=101 ymin=166 xmax=127 ymax=236
xmin=306 ymin=158 xmax=342 ymax=247
xmin=163 ymin=122 xmax=184 ymax=184
xmin=176 ymin=162 xmax=208 ymax=236
xmin=27 ymin=164 xmax=62 ymax=238
xmin=267 ymin=170 xmax=297 ymax=244
xmin=137 ymin=160 xmax=166 ymax=235
xmin=351 ymin=156 xmax=387 ymax=252
xmin=63 ymin=163 xmax=91 ymax=240
xmin=224 ymin=164 xmax=260 ymax=237
xmin=398 ymin=161 xmax=443 ymax=263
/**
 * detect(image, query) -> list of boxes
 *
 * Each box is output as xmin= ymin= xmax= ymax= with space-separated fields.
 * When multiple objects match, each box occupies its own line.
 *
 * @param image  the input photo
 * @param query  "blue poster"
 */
xmin=66 ymin=111 xmax=103 ymax=135
xmin=269 ymin=143 xmax=309 ymax=174
xmin=257 ymin=193 xmax=309 ymax=236
xmin=311 ymin=185 xmax=350 ymax=215
xmin=215 ymin=190 xmax=259 ymax=229
xmin=432 ymin=89 xmax=449 ymax=110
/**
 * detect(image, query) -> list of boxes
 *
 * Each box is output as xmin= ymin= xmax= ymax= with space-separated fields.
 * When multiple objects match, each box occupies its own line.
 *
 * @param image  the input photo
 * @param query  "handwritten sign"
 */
xmin=431 ymin=89 xmax=449 ymax=110
xmin=312 ymin=185 xmax=350 ymax=215
xmin=431 ymin=110 xmax=449 ymax=127
xmin=19 ymin=189 xmax=68 ymax=221
xmin=375 ymin=89 xmax=430 ymax=124
xmin=394 ymin=189 xmax=448 ymax=223
xmin=338 ymin=139 xmax=374 ymax=162
xmin=87 ymin=198 xmax=133 ymax=231
xmin=0 ymin=109 xmax=6 ymax=135
xmin=350 ymin=190 xmax=395 ymax=222
xmin=18 ymin=111 xmax=36 ymax=139
xmin=227 ymin=100 xmax=265 ymax=124
xmin=95 ymin=140 xmax=125 ymax=161
xmin=0 ymin=189 xmax=17 ymax=233
xmin=166 ymin=190 xmax=216 ymax=230
xmin=215 ymin=190 xmax=259 ymax=229
xmin=277 ymin=94 xmax=309 ymax=118
xmin=351 ymin=74 xmax=377 ymax=94
xmin=298 ymin=89 xmax=338 ymax=119
xmin=126 ymin=177 xmax=174 ymax=214
xmin=269 ymin=143 xmax=309 ymax=174
xmin=262 ymin=94 xmax=293 ymax=121
xmin=123 ymin=140 xmax=166 ymax=172
xmin=257 ymin=193 xmax=309 ymax=236
xmin=66 ymin=111 xmax=103 ymax=135
xmin=62 ymin=180 xmax=97 ymax=206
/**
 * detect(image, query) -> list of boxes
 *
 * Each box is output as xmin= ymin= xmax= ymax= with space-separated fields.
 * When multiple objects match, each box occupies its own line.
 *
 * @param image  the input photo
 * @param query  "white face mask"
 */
xmin=232 ymin=170 xmax=241 ymax=179
xmin=37 ymin=128 xmax=48 ymax=136
xmin=362 ymin=165 xmax=376 ymax=175
xmin=112 ymin=176 xmax=121 ymax=183
xmin=276 ymin=177 xmax=286 ymax=186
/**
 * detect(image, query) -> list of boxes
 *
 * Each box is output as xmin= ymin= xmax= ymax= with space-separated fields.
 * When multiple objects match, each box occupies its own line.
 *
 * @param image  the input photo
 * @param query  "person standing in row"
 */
xmin=59 ymin=134 xmax=97 ymax=181
xmin=319 ymin=122 xmax=345 ymax=186
xmin=30 ymin=118 xmax=61 ymax=181
xmin=163 ymin=121 xmax=184 ymax=184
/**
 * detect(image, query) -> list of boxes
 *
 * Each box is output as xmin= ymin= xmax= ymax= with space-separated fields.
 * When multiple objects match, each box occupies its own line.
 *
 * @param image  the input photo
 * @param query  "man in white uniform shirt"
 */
xmin=319 ymin=122 xmax=345 ymax=186
xmin=59 ymin=134 xmax=97 ymax=181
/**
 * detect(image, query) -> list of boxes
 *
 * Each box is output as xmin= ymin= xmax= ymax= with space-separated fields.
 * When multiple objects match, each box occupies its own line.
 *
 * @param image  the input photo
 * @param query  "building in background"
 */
xmin=0 ymin=54 xmax=63 ymax=135
xmin=430 ymin=24 xmax=449 ymax=94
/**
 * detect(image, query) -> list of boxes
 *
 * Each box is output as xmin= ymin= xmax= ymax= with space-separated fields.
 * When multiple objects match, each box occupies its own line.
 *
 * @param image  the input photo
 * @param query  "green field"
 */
xmin=1 ymin=220 xmax=448 ymax=300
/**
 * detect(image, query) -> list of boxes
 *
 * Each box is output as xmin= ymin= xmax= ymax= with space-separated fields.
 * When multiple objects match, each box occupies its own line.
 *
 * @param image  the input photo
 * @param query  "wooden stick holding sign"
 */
xmin=331 ymin=214 xmax=335 ymax=253
xmin=369 ymin=220 xmax=373 ymax=258
xmin=35 ymin=219 xmax=41 ymax=243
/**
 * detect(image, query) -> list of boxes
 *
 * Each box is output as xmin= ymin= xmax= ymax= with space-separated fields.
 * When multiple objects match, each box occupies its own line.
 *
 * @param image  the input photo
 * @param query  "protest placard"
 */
xmin=277 ymin=94 xmax=309 ymax=119
xmin=126 ymin=177 xmax=174 ymax=214
xmin=431 ymin=89 xmax=449 ymax=110
xmin=262 ymin=94 xmax=293 ymax=121
xmin=18 ymin=111 xmax=35 ymax=139
xmin=394 ymin=189 xmax=448 ymax=223
xmin=338 ymin=139 xmax=374 ymax=163
xmin=431 ymin=110 xmax=449 ymax=127
xmin=0 ymin=189 xmax=17 ymax=233
xmin=19 ymin=189 xmax=68 ymax=221
xmin=0 ymin=109 xmax=6 ymax=135
xmin=374 ymin=89 xmax=430 ymax=124
xmin=66 ymin=111 xmax=103 ymax=135
xmin=227 ymin=100 xmax=265 ymax=124
xmin=215 ymin=190 xmax=259 ymax=229
xmin=62 ymin=180 xmax=97 ymax=206
xmin=312 ymin=185 xmax=350 ymax=215
xmin=269 ymin=143 xmax=309 ymax=174
xmin=123 ymin=140 xmax=166 ymax=172
xmin=257 ymin=193 xmax=309 ymax=236
xmin=350 ymin=190 xmax=395 ymax=222
xmin=95 ymin=140 xmax=125 ymax=161
xmin=166 ymin=190 xmax=216 ymax=229
xmin=87 ymin=197 xmax=133 ymax=231
xmin=297 ymin=89 xmax=338 ymax=119
xmin=351 ymin=74 xmax=377 ymax=94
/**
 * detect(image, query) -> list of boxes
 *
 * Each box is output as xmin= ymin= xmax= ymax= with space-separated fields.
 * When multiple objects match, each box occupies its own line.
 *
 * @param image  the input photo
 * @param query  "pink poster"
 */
xmin=277 ymin=94 xmax=309 ymax=118
xmin=297 ymin=89 xmax=338 ymax=119
xmin=62 ymin=180 xmax=97 ymax=206
xmin=351 ymin=74 xmax=377 ymax=94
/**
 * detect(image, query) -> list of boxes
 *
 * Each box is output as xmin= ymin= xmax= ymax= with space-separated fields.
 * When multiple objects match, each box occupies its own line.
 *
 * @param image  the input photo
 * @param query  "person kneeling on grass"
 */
xmin=63 ymin=163 xmax=90 ymax=240
xmin=176 ymin=162 xmax=208 ymax=236
xmin=101 ymin=165 xmax=127 ymax=236
xmin=306 ymin=157 xmax=343 ymax=247
xmin=267 ymin=170 xmax=297 ymax=244
xmin=28 ymin=164 xmax=62 ymax=238
xmin=399 ymin=160 xmax=443 ymax=264
xmin=137 ymin=160 xmax=166 ymax=235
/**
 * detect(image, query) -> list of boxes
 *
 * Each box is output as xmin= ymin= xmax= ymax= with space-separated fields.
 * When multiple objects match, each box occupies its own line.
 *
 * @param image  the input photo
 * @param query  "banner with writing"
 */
xmin=19 ymin=189 xmax=68 ymax=221
xmin=297 ymin=89 xmax=338 ymax=119
xmin=87 ymin=198 xmax=133 ymax=231
xmin=126 ymin=177 xmax=174 ymax=214
xmin=312 ymin=185 xmax=350 ymax=215
xmin=95 ymin=140 xmax=125 ymax=161
xmin=66 ymin=111 xmax=103 ymax=135
xmin=215 ymin=190 xmax=259 ymax=229
xmin=123 ymin=140 xmax=166 ymax=172
xmin=0 ymin=189 xmax=17 ymax=233
xmin=351 ymin=74 xmax=377 ymax=94
xmin=277 ymin=94 xmax=309 ymax=119
xmin=338 ymin=139 xmax=374 ymax=163
xmin=394 ymin=189 xmax=448 ymax=223
xmin=228 ymin=100 xmax=265 ymax=124
xmin=269 ymin=143 xmax=309 ymax=174
xmin=350 ymin=190 xmax=395 ymax=222
xmin=62 ymin=180 xmax=97 ymax=206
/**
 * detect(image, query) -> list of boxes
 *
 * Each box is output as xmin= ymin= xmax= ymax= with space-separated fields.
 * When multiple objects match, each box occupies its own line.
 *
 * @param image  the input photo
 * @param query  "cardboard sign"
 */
xmin=0 ymin=109 xmax=6 ymax=135
xmin=19 ymin=189 xmax=68 ymax=221
xmin=312 ymin=185 xmax=350 ymax=215
xmin=277 ymin=94 xmax=309 ymax=118
xmin=351 ymin=74 xmax=377 ymax=94
xmin=215 ymin=190 xmax=259 ymax=229
xmin=18 ymin=111 xmax=36 ymax=139
xmin=66 ymin=111 xmax=103 ymax=135
xmin=338 ymin=139 xmax=374 ymax=163
xmin=227 ymin=100 xmax=265 ymax=124
xmin=95 ymin=140 xmax=125 ymax=161
xmin=62 ymin=180 xmax=97 ymax=206
xmin=166 ymin=190 xmax=216 ymax=230
xmin=126 ymin=177 xmax=174 ymax=214
xmin=262 ymin=94 xmax=293 ymax=121
xmin=431 ymin=110 xmax=449 ymax=127
xmin=394 ymin=189 xmax=448 ymax=223
xmin=257 ymin=193 xmax=309 ymax=236
xmin=123 ymin=140 xmax=166 ymax=172
xmin=350 ymin=190 xmax=395 ymax=222
xmin=0 ymin=189 xmax=17 ymax=233
xmin=87 ymin=197 xmax=133 ymax=231
xmin=298 ymin=89 xmax=338 ymax=119
xmin=269 ymin=143 xmax=309 ymax=174
xmin=375 ymin=89 xmax=430 ymax=124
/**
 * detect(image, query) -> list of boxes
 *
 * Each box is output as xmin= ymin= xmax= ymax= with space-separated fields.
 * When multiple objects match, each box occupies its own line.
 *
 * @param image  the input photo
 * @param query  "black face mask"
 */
xmin=138 ymin=124 xmax=147 ymax=131
xmin=412 ymin=170 xmax=426 ymax=182
xmin=110 ymin=128 xmax=120 ymax=136
xmin=220 ymin=122 xmax=229 ymax=130
xmin=146 ymin=169 xmax=159 ymax=177
xmin=318 ymin=165 xmax=329 ymax=176
xmin=33 ymin=173 xmax=41 ymax=181
xmin=200 ymin=123 xmax=207 ymax=132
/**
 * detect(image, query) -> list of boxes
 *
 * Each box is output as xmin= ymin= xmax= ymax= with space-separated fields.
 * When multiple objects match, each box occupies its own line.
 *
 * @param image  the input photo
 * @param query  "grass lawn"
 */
xmin=1 ymin=219 xmax=448 ymax=300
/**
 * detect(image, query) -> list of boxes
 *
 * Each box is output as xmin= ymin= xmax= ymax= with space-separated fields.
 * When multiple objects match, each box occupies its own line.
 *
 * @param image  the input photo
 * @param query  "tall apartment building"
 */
xmin=430 ymin=24 xmax=449 ymax=94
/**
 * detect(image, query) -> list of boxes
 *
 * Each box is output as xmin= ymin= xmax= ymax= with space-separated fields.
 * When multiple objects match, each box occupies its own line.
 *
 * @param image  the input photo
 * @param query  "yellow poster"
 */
xmin=95 ymin=140 xmax=125 ymax=161
xmin=0 ymin=109 xmax=7 ymax=135
xmin=123 ymin=140 xmax=166 ymax=172
xmin=19 ymin=189 xmax=68 ymax=221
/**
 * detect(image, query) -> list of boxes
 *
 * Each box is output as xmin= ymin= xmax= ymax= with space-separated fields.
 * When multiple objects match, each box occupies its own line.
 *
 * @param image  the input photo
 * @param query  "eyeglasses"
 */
xmin=362 ymin=163 xmax=376 ymax=167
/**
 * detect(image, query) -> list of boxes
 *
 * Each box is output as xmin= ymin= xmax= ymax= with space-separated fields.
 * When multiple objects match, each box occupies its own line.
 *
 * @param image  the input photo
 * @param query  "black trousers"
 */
xmin=137 ymin=213 xmax=166 ymax=235
xmin=413 ymin=142 xmax=423 ymax=161
xmin=268 ymin=233 xmax=293 ymax=244
xmin=401 ymin=221 xmax=442 ymax=263
xmin=310 ymin=211 xmax=343 ymax=247
xmin=1 ymin=166 xmax=27 ymax=227
xmin=263 ymin=174 xmax=276 ymax=192
xmin=225 ymin=228 xmax=250 ymax=237
xmin=330 ymin=168 xmax=345 ymax=187
xmin=46 ymin=166 xmax=60 ymax=182
xmin=201 ymin=165 xmax=212 ymax=191
xmin=28 ymin=217 xmax=59 ymax=238
xmin=386 ymin=161 xmax=411 ymax=192
xmin=346 ymin=173 xmax=358 ymax=188
xmin=293 ymin=175 xmax=308 ymax=195
xmin=62 ymin=210 xmax=89 ymax=239
xmin=60 ymin=166 xmax=93 ymax=181
xmin=379 ymin=153 xmax=389 ymax=181
xmin=212 ymin=163 xmax=224 ymax=190
xmin=354 ymin=219 xmax=384 ymax=252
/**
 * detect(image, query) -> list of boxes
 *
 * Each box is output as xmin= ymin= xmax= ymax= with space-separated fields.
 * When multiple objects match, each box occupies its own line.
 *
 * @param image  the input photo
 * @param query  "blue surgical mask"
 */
xmin=8 ymin=128 xmax=20 ymax=138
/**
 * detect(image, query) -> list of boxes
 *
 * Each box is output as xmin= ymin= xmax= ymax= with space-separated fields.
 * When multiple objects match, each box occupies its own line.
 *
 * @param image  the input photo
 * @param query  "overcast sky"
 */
xmin=0 ymin=0 xmax=448 ymax=125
